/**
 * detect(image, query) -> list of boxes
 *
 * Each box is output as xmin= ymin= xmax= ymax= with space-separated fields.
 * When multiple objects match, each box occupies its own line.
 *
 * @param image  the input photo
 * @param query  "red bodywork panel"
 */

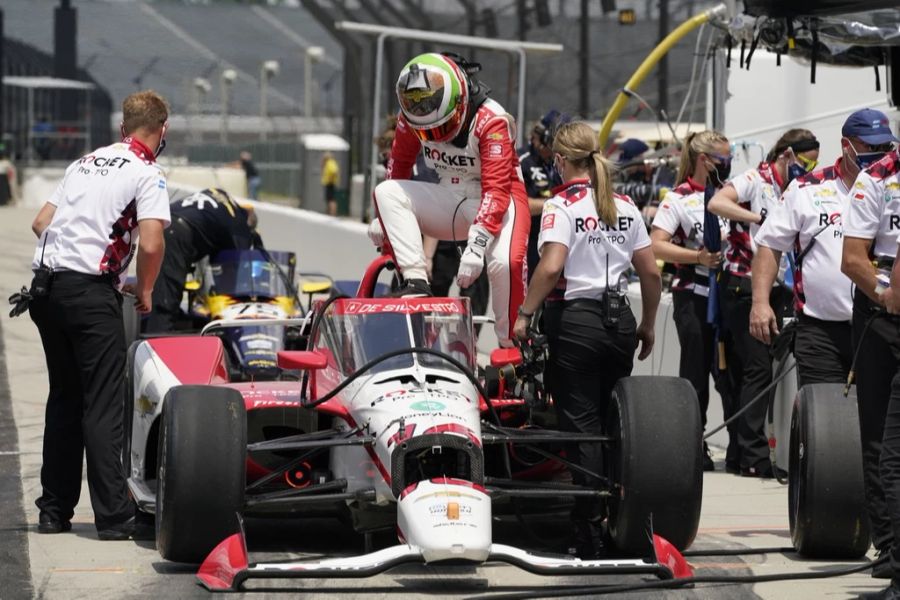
xmin=147 ymin=337 xmax=229 ymax=385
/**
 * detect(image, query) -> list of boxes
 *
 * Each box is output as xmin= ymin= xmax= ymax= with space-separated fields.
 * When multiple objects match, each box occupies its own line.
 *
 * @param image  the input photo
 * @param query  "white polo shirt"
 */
xmin=844 ymin=151 xmax=900 ymax=260
xmin=32 ymin=138 xmax=171 ymax=285
xmin=651 ymin=178 xmax=727 ymax=297
xmin=538 ymin=179 xmax=650 ymax=301
xmin=723 ymin=163 xmax=785 ymax=277
xmin=755 ymin=159 xmax=853 ymax=322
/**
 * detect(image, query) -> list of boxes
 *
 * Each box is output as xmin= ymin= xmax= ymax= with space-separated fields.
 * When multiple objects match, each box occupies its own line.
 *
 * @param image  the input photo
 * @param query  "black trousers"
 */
xmin=29 ymin=272 xmax=133 ymax=529
xmin=794 ymin=314 xmax=852 ymax=388
xmin=144 ymin=218 xmax=198 ymax=333
xmin=853 ymin=290 xmax=900 ymax=555
xmin=543 ymin=299 xmax=638 ymax=519
xmin=720 ymin=275 xmax=786 ymax=471
xmin=672 ymin=290 xmax=715 ymax=429
xmin=430 ymin=241 xmax=489 ymax=318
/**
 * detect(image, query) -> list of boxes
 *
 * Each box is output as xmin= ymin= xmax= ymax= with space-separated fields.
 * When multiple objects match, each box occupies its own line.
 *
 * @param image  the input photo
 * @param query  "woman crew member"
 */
xmin=650 ymin=130 xmax=731 ymax=472
xmin=707 ymin=128 xmax=819 ymax=478
xmin=513 ymin=121 xmax=661 ymax=558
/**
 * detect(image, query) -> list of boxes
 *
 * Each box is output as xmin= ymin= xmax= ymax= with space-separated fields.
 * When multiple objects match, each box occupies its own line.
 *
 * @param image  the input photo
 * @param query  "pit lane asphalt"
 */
xmin=0 ymin=205 xmax=884 ymax=599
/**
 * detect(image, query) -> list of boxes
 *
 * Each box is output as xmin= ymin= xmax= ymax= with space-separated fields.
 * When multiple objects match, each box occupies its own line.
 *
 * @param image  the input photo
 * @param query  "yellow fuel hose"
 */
xmin=598 ymin=3 xmax=728 ymax=149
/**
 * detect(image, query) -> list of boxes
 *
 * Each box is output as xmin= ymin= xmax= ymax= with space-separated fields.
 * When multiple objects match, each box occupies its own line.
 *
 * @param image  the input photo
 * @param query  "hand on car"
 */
xmin=367 ymin=219 xmax=385 ymax=248
xmin=457 ymin=225 xmax=492 ymax=289
xmin=513 ymin=315 xmax=530 ymax=341
xmin=749 ymin=301 xmax=778 ymax=345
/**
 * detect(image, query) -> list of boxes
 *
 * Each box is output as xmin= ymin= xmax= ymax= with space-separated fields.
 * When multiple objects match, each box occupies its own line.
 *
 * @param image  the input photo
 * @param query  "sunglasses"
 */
xmin=707 ymin=153 xmax=732 ymax=165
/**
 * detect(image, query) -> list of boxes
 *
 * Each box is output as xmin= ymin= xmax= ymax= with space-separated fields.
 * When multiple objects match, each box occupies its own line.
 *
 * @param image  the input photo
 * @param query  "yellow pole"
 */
xmin=598 ymin=3 xmax=728 ymax=149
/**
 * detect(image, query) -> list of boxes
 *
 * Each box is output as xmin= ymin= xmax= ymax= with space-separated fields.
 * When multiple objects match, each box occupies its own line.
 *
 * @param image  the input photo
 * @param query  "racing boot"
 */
xmin=389 ymin=278 xmax=432 ymax=298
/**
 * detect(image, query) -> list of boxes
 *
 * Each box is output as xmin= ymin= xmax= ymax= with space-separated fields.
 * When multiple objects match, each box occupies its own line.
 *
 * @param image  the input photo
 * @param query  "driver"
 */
xmin=144 ymin=187 xmax=263 ymax=332
xmin=370 ymin=52 xmax=529 ymax=347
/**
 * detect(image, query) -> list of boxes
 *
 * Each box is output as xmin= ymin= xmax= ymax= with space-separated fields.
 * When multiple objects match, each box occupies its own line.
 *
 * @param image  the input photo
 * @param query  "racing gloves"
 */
xmin=367 ymin=218 xmax=385 ymax=248
xmin=457 ymin=224 xmax=492 ymax=289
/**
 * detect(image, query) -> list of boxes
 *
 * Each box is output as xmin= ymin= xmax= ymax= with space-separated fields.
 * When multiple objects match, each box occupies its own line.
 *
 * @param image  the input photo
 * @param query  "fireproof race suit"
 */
xmin=373 ymin=98 xmax=530 ymax=344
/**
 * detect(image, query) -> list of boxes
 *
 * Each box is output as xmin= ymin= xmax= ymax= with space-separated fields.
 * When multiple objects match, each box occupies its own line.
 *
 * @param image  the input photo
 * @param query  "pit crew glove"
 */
xmin=367 ymin=218 xmax=385 ymax=248
xmin=457 ymin=224 xmax=492 ymax=289
xmin=8 ymin=286 xmax=32 ymax=318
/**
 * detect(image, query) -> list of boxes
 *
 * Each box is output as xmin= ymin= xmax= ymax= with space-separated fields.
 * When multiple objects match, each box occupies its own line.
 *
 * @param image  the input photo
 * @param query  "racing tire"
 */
xmin=156 ymin=385 xmax=246 ymax=563
xmin=789 ymin=383 xmax=870 ymax=558
xmin=607 ymin=376 xmax=703 ymax=554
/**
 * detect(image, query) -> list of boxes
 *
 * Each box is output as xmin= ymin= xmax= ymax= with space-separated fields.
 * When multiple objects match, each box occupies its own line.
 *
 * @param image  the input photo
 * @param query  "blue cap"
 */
xmin=618 ymin=138 xmax=649 ymax=163
xmin=842 ymin=108 xmax=899 ymax=145
xmin=539 ymin=109 xmax=561 ymax=129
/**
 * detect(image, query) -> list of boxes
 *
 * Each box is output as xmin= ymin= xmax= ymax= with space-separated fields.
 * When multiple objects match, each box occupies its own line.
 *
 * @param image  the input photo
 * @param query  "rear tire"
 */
xmin=607 ymin=376 xmax=703 ymax=554
xmin=789 ymin=383 xmax=870 ymax=558
xmin=155 ymin=385 xmax=246 ymax=563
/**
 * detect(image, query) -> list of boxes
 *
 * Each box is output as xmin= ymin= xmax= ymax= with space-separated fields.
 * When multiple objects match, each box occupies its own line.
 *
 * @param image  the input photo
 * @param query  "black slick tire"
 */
xmin=155 ymin=385 xmax=246 ymax=563
xmin=789 ymin=383 xmax=870 ymax=558
xmin=607 ymin=376 xmax=703 ymax=554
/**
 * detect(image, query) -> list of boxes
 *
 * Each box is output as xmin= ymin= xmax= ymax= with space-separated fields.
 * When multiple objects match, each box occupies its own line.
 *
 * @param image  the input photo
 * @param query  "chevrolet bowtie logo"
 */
xmin=402 ymin=88 xmax=437 ymax=103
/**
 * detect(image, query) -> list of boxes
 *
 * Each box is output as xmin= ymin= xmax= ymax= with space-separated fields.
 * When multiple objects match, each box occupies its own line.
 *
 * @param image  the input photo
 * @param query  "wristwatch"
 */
xmin=517 ymin=306 xmax=533 ymax=318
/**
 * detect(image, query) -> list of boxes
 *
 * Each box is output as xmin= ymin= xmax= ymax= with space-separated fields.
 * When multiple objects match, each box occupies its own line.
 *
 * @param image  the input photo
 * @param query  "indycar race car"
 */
xmin=126 ymin=254 xmax=703 ymax=592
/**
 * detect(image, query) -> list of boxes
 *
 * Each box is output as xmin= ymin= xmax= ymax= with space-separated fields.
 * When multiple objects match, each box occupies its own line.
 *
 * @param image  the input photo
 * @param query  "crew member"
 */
xmin=650 ymin=130 xmax=731 ymax=471
xmin=371 ymin=52 xmax=529 ymax=346
xmin=708 ymin=128 xmax=819 ymax=478
xmin=752 ymin=112 xmax=874 ymax=389
xmin=144 ymin=187 xmax=261 ymax=333
xmin=840 ymin=108 xmax=900 ymax=587
xmin=27 ymin=90 xmax=170 ymax=539
xmin=519 ymin=109 xmax=567 ymax=279
xmin=513 ymin=121 xmax=661 ymax=558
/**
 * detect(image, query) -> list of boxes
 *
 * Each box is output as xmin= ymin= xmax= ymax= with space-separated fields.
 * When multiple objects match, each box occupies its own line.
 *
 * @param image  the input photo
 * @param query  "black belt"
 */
xmin=52 ymin=270 xmax=117 ymax=285
xmin=544 ymin=297 xmax=602 ymax=308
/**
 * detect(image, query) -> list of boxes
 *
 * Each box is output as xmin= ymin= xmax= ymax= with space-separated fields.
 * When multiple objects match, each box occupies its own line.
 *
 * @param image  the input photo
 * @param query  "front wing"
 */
xmin=197 ymin=528 xmax=692 ymax=592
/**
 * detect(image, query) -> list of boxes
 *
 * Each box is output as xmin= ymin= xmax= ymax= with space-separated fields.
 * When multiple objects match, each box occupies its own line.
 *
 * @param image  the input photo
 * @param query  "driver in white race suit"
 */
xmin=371 ymin=52 xmax=529 ymax=346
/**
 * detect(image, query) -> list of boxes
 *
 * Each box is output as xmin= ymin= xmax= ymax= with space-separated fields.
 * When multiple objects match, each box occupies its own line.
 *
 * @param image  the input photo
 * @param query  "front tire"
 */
xmin=156 ymin=385 xmax=246 ymax=563
xmin=607 ymin=376 xmax=703 ymax=554
xmin=789 ymin=384 xmax=870 ymax=558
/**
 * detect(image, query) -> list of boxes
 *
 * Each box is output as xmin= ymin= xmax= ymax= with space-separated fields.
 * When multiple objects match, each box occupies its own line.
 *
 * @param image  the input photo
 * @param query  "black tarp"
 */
xmin=744 ymin=0 xmax=900 ymax=18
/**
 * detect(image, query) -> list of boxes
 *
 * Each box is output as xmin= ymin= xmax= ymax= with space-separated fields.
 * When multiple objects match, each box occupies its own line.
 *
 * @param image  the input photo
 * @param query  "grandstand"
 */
xmin=1 ymin=0 xmax=715 ymax=203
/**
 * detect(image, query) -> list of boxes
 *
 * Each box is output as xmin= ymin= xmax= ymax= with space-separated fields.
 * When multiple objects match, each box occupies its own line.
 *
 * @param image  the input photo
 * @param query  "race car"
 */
xmin=125 ymin=254 xmax=703 ymax=592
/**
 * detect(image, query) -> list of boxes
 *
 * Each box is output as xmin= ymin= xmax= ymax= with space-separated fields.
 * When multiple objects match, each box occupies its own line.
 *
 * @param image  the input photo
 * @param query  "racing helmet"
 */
xmin=396 ymin=53 xmax=469 ymax=144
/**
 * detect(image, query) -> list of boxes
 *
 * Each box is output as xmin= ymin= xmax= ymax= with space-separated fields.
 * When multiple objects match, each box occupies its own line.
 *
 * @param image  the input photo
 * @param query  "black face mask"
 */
xmin=708 ymin=161 xmax=731 ymax=187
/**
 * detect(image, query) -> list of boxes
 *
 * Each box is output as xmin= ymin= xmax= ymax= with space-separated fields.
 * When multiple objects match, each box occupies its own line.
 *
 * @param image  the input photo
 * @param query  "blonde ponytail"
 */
xmin=589 ymin=151 xmax=617 ymax=228
xmin=552 ymin=121 xmax=618 ymax=228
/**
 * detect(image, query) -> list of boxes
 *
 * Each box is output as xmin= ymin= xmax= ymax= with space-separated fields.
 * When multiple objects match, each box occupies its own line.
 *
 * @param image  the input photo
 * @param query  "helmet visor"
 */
xmin=412 ymin=108 xmax=465 ymax=143
xmin=398 ymin=65 xmax=448 ymax=119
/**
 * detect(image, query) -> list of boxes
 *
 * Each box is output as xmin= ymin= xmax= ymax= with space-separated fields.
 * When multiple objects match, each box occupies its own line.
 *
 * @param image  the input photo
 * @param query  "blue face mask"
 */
xmin=846 ymin=139 xmax=889 ymax=170
xmin=787 ymin=163 xmax=807 ymax=184
xmin=855 ymin=151 xmax=886 ymax=169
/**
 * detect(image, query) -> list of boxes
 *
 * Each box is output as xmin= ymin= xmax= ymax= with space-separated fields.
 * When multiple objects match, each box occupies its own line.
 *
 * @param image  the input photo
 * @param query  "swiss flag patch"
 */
xmin=541 ymin=213 xmax=555 ymax=230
